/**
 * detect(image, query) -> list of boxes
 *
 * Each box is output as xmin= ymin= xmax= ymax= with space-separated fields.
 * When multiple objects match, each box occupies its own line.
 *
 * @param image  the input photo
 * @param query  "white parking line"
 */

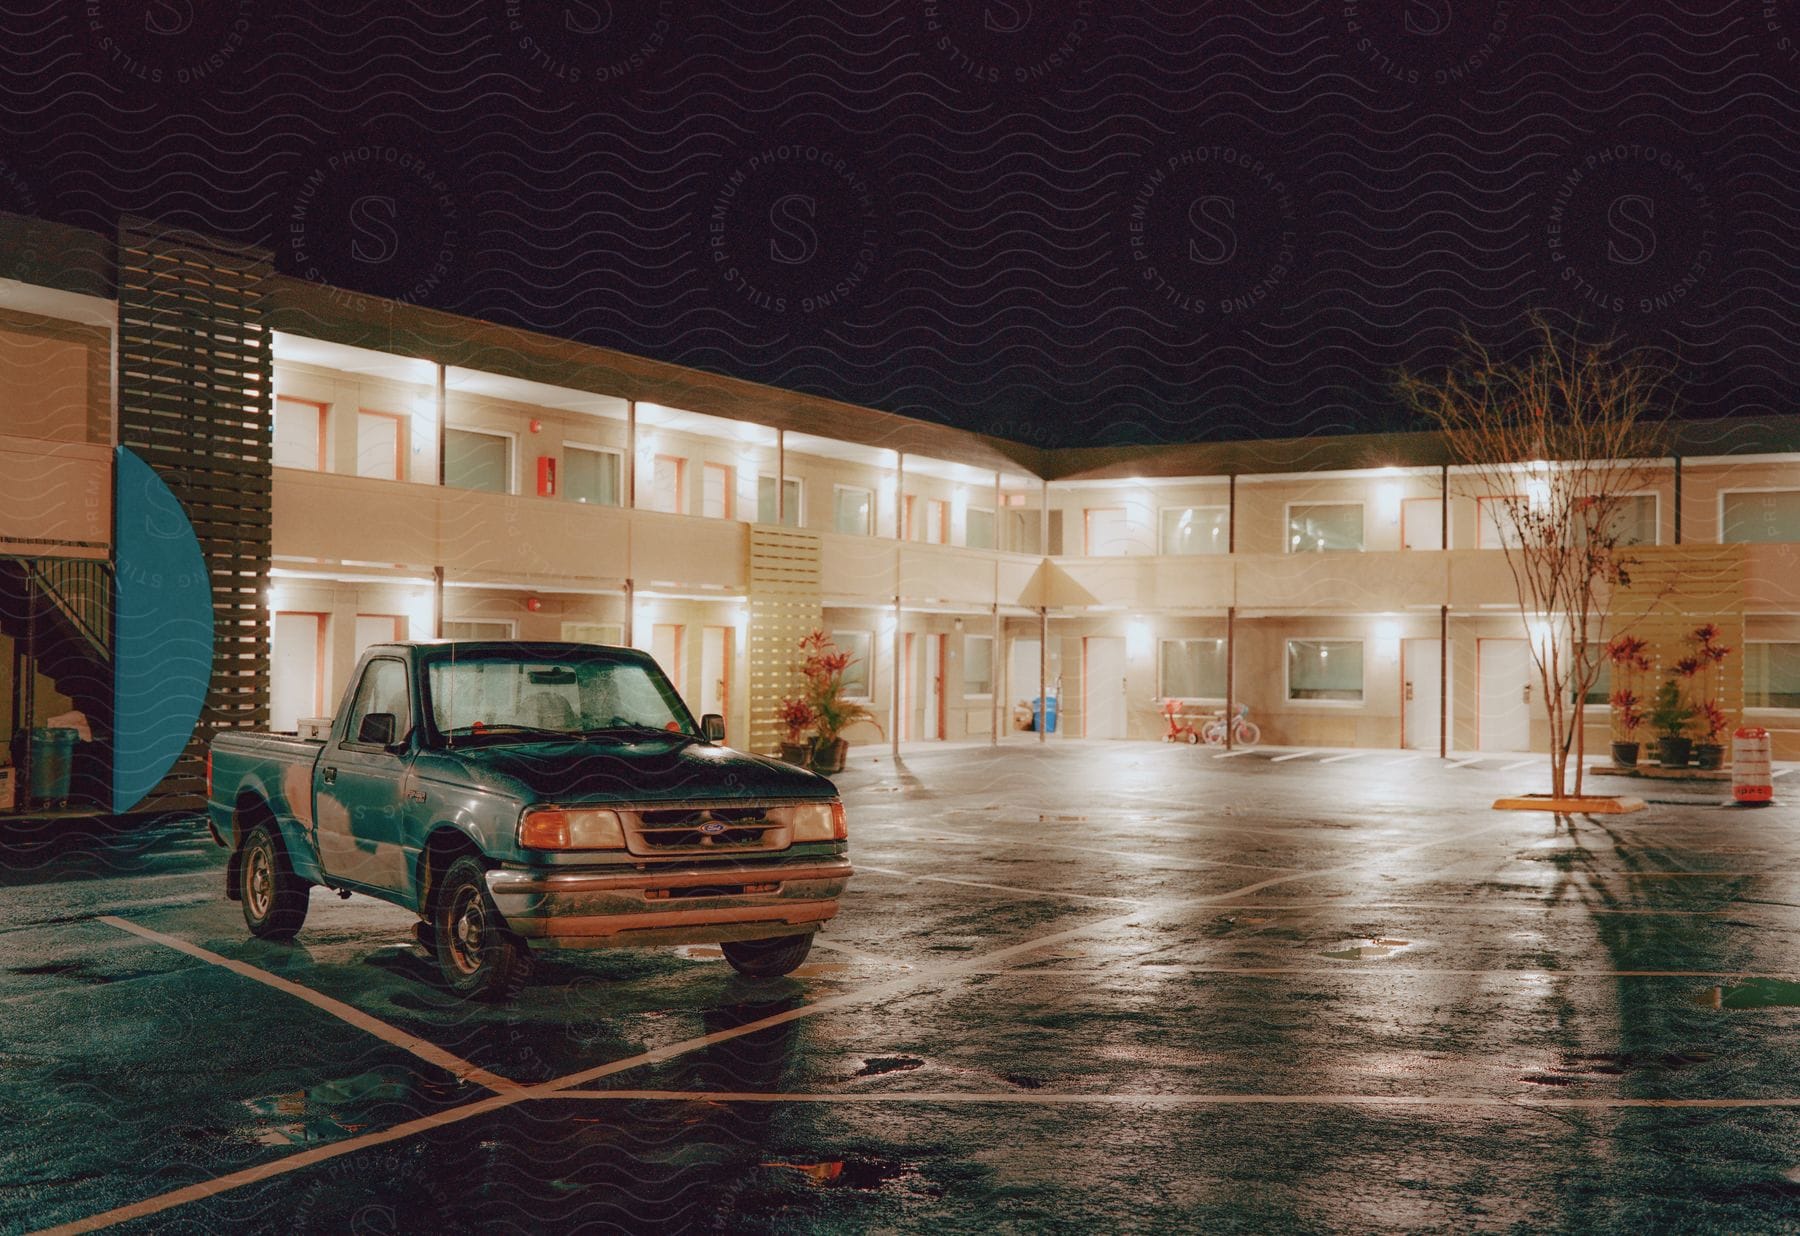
xmin=1270 ymin=751 xmax=1315 ymax=763
xmin=1448 ymin=757 xmax=1485 ymax=769
xmin=1500 ymin=760 xmax=1538 ymax=772
xmin=1771 ymin=768 xmax=1792 ymax=780
xmin=541 ymin=1089 xmax=1800 ymax=1111
xmin=1318 ymin=752 xmax=1363 ymax=765
xmin=98 ymin=917 xmax=522 ymax=1094
xmin=1212 ymin=749 xmax=1252 ymax=759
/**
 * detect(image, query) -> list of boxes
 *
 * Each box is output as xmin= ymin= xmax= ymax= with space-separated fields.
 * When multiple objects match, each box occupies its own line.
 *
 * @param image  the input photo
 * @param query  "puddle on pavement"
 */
xmin=1694 ymin=978 xmax=1800 ymax=1010
xmin=241 ymin=1070 xmax=429 ymax=1147
xmin=1322 ymin=938 xmax=1412 ymax=960
xmin=788 ymin=962 xmax=848 ymax=977
xmin=852 ymin=1056 xmax=925 ymax=1079
xmin=758 ymin=1154 xmax=930 ymax=1193
xmin=673 ymin=945 xmax=725 ymax=962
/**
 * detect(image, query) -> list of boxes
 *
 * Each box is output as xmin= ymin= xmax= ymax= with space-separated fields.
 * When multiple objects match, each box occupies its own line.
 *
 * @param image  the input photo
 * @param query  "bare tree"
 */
xmin=1399 ymin=317 xmax=1668 ymax=800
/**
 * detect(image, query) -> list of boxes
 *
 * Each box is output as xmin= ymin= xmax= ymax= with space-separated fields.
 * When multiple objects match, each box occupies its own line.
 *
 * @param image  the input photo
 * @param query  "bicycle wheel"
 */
xmin=1200 ymin=721 xmax=1225 ymax=746
xmin=1235 ymin=721 xmax=1260 ymax=747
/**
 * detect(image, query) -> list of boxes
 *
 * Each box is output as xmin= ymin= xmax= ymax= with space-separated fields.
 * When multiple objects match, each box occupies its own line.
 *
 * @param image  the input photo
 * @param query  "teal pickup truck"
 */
xmin=207 ymin=641 xmax=853 ymax=999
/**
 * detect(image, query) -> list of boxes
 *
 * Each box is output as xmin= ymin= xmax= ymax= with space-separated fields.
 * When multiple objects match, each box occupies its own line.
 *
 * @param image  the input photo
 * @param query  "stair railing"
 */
xmin=26 ymin=558 xmax=112 ymax=663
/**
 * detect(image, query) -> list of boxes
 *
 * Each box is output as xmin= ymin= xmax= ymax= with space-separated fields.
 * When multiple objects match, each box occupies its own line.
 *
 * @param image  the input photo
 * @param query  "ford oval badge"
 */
xmin=698 ymin=820 xmax=727 ymax=835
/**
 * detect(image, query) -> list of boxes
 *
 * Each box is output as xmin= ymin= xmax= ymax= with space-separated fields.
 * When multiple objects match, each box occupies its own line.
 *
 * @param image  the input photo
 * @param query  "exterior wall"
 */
xmin=24 ymin=233 xmax=1800 ymax=816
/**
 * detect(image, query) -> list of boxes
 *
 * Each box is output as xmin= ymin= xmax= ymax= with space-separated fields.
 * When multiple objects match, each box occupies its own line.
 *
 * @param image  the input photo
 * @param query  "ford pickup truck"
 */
xmin=207 ymin=641 xmax=853 ymax=999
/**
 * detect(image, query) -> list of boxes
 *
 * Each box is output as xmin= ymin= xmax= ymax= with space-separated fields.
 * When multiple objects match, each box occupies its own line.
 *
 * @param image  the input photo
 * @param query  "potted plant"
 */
xmin=796 ymin=630 xmax=882 ymax=774
xmin=1648 ymin=677 xmax=1694 ymax=768
xmin=1688 ymin=623 xmax=1733 ymax=770
xmin=775 ymin=696 xmax=816 ymax=765
xmin=1605 ymin=634 xmax=1651 ymax=767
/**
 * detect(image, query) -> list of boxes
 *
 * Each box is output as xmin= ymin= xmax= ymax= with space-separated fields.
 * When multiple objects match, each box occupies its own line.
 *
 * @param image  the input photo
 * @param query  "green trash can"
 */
xmin=28 ymin=727 xmax=77 ymax=804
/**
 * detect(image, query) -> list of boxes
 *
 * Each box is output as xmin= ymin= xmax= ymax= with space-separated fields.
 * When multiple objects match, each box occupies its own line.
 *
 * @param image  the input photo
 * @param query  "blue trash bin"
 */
xmin=28 ymin=727 xmax=77 ymax=803
xmin=1031 ymin=697 xmax=1058 ymax=734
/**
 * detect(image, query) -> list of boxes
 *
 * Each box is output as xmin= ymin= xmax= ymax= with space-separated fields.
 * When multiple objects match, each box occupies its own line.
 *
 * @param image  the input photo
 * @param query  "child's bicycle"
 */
xmin=1201 ymin=703 xmax=1260 ymax=748
xmin=1161 ymin=698 xmax=1204 ymax=744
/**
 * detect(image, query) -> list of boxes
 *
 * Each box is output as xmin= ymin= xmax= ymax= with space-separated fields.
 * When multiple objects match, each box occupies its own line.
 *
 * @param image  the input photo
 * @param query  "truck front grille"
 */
xmin=625 ymin=805 xmax=788 ymax=855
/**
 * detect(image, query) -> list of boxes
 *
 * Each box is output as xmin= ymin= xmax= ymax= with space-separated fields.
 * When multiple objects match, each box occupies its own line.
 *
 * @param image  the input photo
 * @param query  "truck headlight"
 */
xmin=791 ymin=800 xmax=848 ymax=842
xmin=519 ymin=808 xmax=626 ymax=850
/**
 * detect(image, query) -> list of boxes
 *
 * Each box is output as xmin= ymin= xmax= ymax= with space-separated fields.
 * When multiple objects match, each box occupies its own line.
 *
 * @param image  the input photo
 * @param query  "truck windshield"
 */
xmin=423 ymin=650 xmax=693 ymax=743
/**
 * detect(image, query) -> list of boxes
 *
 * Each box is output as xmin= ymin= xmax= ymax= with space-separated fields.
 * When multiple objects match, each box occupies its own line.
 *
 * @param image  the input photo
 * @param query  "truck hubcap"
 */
xmin=246 ymin=845 xmax=272 ymax=918
xmin=448 ymin=888 xmax=486 ymax=974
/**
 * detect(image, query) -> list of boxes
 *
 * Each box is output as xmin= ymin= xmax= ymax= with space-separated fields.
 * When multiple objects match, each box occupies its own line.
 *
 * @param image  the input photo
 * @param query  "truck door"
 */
xmin=315 ymin=655 xmax=415 ymax=891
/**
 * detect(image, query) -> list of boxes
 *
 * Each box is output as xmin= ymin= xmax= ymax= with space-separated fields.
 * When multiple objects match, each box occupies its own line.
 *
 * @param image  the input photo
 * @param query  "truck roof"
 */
xmin=367 ymin=640 xmax=641 ymax=654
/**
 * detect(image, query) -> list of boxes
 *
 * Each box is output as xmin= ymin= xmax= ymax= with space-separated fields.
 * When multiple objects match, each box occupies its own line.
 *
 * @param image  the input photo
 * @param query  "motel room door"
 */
xmin=1010 ymin=638 xmax=1041 ymax=725
xmin=1478 ymin=638 xmax=1533 ymax=751
xmin=1083 ymin=637 xmax=1127 ymax=738
xmin=922 ymin=633 xmax=946 ymax=740
xmin=1402 ymin=638 xmax=1443 ymax=751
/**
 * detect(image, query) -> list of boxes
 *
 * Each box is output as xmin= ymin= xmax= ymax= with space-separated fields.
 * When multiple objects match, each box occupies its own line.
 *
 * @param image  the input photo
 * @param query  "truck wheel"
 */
xmin=722 ymin=933 xmax=814 ymax=978
xmin=241 ymin=823 xmax=310 ymax=940
xmin=434 ymin=856 xmax=531 ymax=1001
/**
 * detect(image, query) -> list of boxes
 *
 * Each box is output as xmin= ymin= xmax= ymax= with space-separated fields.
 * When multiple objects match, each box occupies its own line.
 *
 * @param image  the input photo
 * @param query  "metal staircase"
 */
xmin=0 ymin=556 xmax=112 ymax=807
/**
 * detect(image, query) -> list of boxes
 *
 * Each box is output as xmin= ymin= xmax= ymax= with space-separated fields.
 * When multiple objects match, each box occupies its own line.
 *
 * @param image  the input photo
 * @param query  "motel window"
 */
xmin=442 ymin=620 xmax=514 ymax=639
xmin=1571 ymin=650 xmax=1610 ymax=707
xmin=1159 ymin=639 xmax=1226 ymax=700
xmin=1721 ymin=491 xmax=1800 ymax=544
xmin=563 ymin=445 xmax=621 ymax=506
xmin=1286 ymin=639 xmax=1364 ymax=702
xmin=834 ymin=630 xmax=873 ymax=698
xmin=1603 ymin=494 xmax=1658 ymax=547
xmin=444 ymin=427 xmax=510 ymax=494
xmin=273 ymin=397 xmax=326 ymax=471
xmin=963 ymin=635 xmax=994 ymax=697
xmin=965 ymin=506 xmax=995 ymax=549
xmin=1286 ymin=503 xmax=1362 ymax=553
xmin=648 ymin=454 xmax=685 ymax=514
xmin=1745 ymin=643 xmax=1800 ymax=708
xmin=703 ymin=462 xmax=735 ymax=520
xmin=561 ymin=622 xmax=624 ymax=646
xmin=356 ymin=410 xmax=407 ymax=480
xmin=1160 ymin=507 xmax=1228 ymax=555
xmin=757 ymin=475 xmax=802 ymax=527
xmin=834 ymin=486 xmax=874 ymax=536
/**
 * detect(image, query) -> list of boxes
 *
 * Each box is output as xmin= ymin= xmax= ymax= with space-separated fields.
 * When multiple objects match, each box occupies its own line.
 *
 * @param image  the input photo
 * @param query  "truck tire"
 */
xmin=241 ymin=823 xmax=310 ymax=940
xmin=722 ymin=933 xmax=814 ymax=978
xmin=434 ymin=856 xmax=531 ymax=1001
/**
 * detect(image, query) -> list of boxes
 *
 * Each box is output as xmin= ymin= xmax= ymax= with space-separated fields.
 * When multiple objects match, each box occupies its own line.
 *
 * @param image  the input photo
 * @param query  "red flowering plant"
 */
xmin=1605 ymin=634 xmax=1652 ymax=743
xmin=795 ymin=630 xmax=883 ymax=747
xmin=776 ymin=695 xmax=816 ymax=745
xmin=1687 ymin=623 xmax=1734 ymax=742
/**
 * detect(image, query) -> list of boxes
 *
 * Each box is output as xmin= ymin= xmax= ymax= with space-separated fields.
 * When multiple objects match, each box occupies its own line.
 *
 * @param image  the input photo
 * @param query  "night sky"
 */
xmin=2 ymin=2 xmax=1796 ymax=447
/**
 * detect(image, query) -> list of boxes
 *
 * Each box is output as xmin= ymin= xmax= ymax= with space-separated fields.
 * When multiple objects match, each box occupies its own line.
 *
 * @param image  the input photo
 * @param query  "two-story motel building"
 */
xmin=3 ymin=216 xmax=1798 ymax=811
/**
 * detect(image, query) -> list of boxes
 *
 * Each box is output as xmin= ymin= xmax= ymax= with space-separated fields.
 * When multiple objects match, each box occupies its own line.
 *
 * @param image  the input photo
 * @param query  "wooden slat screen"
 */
xmin=115 ymin=219 xmax=273 ymax=802
xmin=747 ymin=527 xmax=824 ymax=755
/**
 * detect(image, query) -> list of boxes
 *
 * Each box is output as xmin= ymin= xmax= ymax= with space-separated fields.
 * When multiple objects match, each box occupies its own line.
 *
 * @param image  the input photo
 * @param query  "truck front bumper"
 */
xmin=484 ymin=858 xmax=853 ymax=949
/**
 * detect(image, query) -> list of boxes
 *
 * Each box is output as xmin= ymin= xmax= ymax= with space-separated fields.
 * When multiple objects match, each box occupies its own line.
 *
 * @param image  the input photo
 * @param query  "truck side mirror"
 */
xmin=700 ymin=713 xmax=726 ymax=743
xmin=357 ymin=712 xmax=397 ymax=746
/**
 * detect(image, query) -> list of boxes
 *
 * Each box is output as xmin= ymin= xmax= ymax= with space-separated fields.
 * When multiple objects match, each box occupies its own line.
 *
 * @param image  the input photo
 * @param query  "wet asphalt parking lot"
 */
xmin=4 ymin=741 xmax=1800 ymax=1234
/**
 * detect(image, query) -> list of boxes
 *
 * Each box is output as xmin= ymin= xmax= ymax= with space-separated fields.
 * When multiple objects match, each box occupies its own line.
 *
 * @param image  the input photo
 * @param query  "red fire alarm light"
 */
xmin=526 ymin=597 xmax=542 ymax=613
